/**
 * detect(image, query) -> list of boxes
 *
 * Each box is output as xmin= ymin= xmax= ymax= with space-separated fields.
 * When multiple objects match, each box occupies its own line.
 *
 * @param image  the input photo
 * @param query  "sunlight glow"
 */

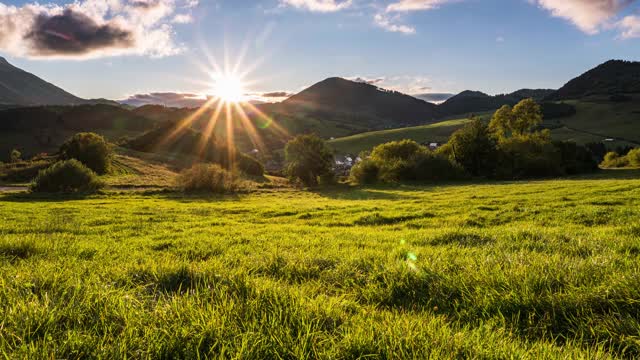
xmin=159 ymin=38 xmax=291 ymax=168
xmin=211 ymin=73 xmax=246 ymax=103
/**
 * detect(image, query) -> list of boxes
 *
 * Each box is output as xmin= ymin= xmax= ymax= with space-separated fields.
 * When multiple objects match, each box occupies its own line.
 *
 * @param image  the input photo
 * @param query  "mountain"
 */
xmin=548 ymin=60 xmax=640 ymax=100
xmin=282 ymin=77 xmax=440 ymax=127
xmin=438 ymin=89 xmax=555 ymax=118
xmin=0 ymin=56 xmax=122 ymax=107
xmin=0 ymin=57 xmax=86 ymax=106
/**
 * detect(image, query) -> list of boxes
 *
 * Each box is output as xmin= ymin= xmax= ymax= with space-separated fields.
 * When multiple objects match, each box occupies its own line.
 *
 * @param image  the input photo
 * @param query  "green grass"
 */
xmin=548 ymin=99 xmax=640 ymax=147
xmin=328 ymin=118 xmax=473 ymax=155
xmin=328 ymin=99 xmax=640 ymax=155
xmin=2 ymin=170 xmax=640 ymax=358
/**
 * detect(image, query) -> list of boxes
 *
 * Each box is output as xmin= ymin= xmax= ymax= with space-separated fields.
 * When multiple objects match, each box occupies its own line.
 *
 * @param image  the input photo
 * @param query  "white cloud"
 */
xmin=531 ymin=0 xmax=636 ymax=34
xmin=0 ymin=0 xmax=197 ymax=60
xmin=279 ymin=0 xmax=352 ymax=12
xmin=171 ymin=13 xmax=193 ymax=24
xmin=618 ymin=14 xmax=640 ymax=38
xmin=374 ymin=13 xmax=415 ymax=34
xmin=386 ymin=0 xmax=458 ymax=12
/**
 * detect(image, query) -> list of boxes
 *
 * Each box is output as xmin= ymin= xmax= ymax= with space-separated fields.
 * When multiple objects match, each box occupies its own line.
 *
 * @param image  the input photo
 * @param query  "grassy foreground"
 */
xmin=2 ymin=173 xmax=640 ymax=358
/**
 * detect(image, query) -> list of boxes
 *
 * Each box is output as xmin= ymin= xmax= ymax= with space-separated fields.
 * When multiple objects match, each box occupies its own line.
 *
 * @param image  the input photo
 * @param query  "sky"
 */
xmin=1 ymin=0 xmax=639 ymax=104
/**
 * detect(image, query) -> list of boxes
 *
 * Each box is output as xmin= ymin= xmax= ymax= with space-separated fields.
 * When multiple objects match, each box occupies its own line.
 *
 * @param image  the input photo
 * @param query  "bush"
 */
xmin=350 ymin=159 xmax=380 ymax=184
xmin=627 ymin=148 xmax=640 ymax=167
xmin=356 ymin=140 xmax=466 ymax=183
xmin=602 ymin=149 xmax=640 ymax=168
xmin=60 ymin=132 xmax=112 ymax=174
xmin=284 ymin=134 xmax=334 ymax=187
xmin=30 ymin=160 xmax=103 ymax=193
xmin=237 ymin=153 xmax=264 ymax=176
xmin=494 ymin=135 xmax=563 ymax=179
xmin=177 ymin=164 xmax=240 ymax=193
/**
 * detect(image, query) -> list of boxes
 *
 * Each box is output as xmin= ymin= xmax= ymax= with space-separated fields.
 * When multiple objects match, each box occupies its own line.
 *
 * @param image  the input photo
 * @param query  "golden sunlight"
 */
xmin=211 ymin=73 xmax=246 ymax=103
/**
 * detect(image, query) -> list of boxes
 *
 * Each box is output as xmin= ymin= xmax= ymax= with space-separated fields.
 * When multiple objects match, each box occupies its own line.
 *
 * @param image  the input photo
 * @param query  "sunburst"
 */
xmin=159 ymin=42 xmax=291 ymax=169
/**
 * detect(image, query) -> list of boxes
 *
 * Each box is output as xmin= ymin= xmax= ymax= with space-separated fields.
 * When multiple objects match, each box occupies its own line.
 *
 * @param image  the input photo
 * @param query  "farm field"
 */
xmin=2 ymin=171 xmax=640 ymax=358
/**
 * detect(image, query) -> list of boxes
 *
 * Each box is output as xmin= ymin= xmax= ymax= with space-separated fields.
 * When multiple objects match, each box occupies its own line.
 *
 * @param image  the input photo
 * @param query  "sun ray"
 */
xmin=158 ymin=97 xmax=218 ymax=148
xmin=197 ymin=99 xmax=225 ymax=159
xmin=233 ymin=102 xmax=266 ymax=153
xmin=225 ymin=102 xmax=236 ymax=169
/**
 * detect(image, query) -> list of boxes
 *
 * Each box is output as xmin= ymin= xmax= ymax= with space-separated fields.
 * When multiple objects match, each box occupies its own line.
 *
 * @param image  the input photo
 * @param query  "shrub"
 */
xmin=360 ymin=140 xmax=466 ymax=183
xmin=627 ymin=148 xmax=640 ymax=167
xmin=601 ymin=152 xmax=629 ymax=168
xmin=494 ymin=134 xmax=563 ymax=179
xmin=177 ymin=164 xmax=240 ymax=193
xmin=350 ymin=159 xmax=380 ymax=184
xmin=30 ymin=159 xmax=103 ymax=193
xmin=602 ymin=149 xmax=640 ymax=168
xmin=284 ymin=134 xmax=334 ymax=187
xmin=60 ymin=132 xmax=112 ymax=174
xmin=237 ymin=153 xmax=264 ymax=176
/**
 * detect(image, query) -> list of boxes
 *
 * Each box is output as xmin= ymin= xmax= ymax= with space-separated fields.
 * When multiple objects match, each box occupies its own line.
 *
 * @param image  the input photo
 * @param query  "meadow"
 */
xmin=2 ymin=172 xmax=640 ymax=358
xmin=328 ymin=99 xmax=640 ymax=156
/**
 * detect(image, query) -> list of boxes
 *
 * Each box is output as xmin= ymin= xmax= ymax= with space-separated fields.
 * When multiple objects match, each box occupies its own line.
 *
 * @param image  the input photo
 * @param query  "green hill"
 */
xmin=328 ymin=118 xmax=474 ymax=155
xmin=329 ymin=98 xmax=640 ymax=155
xmin=0 ymin=104 xmax=162 ymax=161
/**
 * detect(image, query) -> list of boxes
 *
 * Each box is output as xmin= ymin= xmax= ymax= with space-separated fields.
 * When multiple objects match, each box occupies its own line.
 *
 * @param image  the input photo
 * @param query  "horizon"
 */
xmin=1 ymin=0 xmax=639 ymax=104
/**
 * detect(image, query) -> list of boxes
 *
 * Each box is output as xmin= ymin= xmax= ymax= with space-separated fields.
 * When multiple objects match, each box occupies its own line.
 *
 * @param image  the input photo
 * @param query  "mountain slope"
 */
xmin=282 ymin=77 xmax=440 ymax=127
xmin=0 ymin=57 xmax=86 ymax=106
xmin=438 ymin=89 xmax=555 ymax=118
xmin=548 ymin=60 xmax=640 ymax=100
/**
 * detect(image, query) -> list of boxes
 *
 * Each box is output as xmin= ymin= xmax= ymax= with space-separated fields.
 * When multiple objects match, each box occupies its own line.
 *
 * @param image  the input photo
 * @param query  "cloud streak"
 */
xmin=386 ymin=0 xmax=458 ymax=12
xmin=0 ymin=0 xmax=198 ymax=60
xmin=280 ymin=0 xmax=352 ymax=12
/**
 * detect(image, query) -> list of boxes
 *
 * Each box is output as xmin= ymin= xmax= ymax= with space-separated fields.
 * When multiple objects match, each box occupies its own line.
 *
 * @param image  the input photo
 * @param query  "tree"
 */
xmin=59 ymin=133 xmax=112 ymax=174
xmin=488 ymin=98 xmax=543 ymax=140
xmin=284 ymin=134 xmax=334 ymax=186
xmin=442 ymin=118 xmax=497 ymax=177
xmin=9 ymin=149 xmax=21 ymax=163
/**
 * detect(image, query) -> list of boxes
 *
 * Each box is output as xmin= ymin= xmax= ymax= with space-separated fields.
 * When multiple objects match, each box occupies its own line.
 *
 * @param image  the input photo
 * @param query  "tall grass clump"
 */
xmin=30 ymin=159 xmax=103 ymax=193
xmin=177 ymin=164 xmax=241 ymax=193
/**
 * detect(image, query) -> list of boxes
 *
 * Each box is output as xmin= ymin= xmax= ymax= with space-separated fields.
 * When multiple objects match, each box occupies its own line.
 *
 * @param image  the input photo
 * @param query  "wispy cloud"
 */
xmin=386 ymin=0 xmax=459 ymax=12
xmin=373 ymin=13 xmax=415 ymax=34
xmin=0 ymin=0 xmax=198 ymax=60
xmin=530 ymin=0 xmax=636 ymax=35
xmin=279 ymin=0 xmax=352 ymax=12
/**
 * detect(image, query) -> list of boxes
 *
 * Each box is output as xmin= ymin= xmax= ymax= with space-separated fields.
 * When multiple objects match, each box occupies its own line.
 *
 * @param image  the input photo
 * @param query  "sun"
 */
xmin=211 ymin=73 xmax=246 ymax=103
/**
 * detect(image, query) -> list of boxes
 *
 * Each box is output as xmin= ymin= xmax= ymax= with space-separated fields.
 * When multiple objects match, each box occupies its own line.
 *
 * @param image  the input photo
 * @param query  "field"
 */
xmin=2 ymin=171 xmax=640 ymax=358
xmin=328 ymin=118 xmax=473 ymax=155
xmin=328 ymin=99 xmax=640 ymax=155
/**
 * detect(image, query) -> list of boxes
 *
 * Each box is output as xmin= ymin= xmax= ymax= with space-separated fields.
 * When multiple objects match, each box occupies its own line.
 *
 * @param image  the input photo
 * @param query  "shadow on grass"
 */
xmin=0 ymin=190 xmax=104 ymax=203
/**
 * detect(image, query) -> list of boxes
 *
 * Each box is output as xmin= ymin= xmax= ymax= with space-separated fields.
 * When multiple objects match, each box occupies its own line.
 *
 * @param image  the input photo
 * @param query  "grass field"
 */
xmin=328 ymin=99 xmax=640 ymax=155
xmin=328 ymin=118 xmax=473 ymax=155
xmin=2 ymin=171 xmax=640 ymax=358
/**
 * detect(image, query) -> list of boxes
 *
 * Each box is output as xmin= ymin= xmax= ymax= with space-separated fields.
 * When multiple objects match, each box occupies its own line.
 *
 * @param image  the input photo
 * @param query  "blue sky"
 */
xmin=1 ymin=0 xmax=639 ymax=101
